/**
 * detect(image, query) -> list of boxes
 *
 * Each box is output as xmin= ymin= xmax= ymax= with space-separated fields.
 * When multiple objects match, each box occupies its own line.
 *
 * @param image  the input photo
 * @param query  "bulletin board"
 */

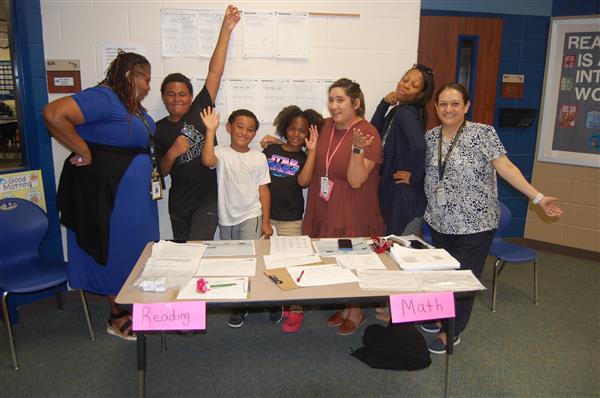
xmin=0 ymin=60 xmax=14 ymax=99
xmin=537 ymin=16 xmax=600 ymax=168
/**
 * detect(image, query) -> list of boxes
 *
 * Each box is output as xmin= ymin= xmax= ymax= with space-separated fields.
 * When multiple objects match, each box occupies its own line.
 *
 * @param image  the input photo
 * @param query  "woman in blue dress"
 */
xmin=44 ymin=51 xmax=159 ymax=341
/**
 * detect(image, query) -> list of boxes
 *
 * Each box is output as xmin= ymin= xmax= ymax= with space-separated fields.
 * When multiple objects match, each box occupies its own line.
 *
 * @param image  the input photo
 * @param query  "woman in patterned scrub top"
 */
xmin=422 ymin=83 xmax=563 ymax=355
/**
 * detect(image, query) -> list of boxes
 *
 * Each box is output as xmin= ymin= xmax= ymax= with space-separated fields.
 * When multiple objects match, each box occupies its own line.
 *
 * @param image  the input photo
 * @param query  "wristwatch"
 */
xmin=352 ymin=146 xmax=364 ymax=154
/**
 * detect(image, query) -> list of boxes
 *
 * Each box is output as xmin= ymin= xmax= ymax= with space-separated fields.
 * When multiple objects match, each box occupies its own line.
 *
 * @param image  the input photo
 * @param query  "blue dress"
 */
xmin=66 ymin=86 xmax=159 ymax=295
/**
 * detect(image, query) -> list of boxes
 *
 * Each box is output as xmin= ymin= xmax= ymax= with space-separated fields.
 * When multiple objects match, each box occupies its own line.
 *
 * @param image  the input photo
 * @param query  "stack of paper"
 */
xmin=356 ymin=269 xmax=485 ymax=292
xmin=263 ymin=254 xmax=322 ymax=270
xmin=196 ymin=258 xmax=256 ymax=276
xmin=202 ymin=240 xmax=256 ymax=257
xmin=389 ymin=245 xmax=460 ymax=271
xmin=269 ymin=235 xmax=314 ymax=255
xmin=134 ymin=241 xmax=208 ymax=290
xmin=312 ymin=238 xmax=372 ymax=256
xmin=335 ymin=252 xmax=386 ymax=270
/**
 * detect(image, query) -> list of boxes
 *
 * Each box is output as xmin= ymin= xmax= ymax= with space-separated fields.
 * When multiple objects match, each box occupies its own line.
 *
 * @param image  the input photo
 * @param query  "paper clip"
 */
xmin=268 ymin=275 xmax=282 ymax=285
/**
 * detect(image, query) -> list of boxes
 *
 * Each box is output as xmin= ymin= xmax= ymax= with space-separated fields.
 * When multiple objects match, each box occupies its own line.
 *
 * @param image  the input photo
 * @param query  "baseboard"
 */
xmin=505 ymin=238 xmax=600 ymax=262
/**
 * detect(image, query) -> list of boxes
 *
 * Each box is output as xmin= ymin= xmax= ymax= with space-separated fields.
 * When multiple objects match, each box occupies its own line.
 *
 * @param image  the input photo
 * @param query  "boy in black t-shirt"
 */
xmin=155 ymin=5 xmax=240 ymax=240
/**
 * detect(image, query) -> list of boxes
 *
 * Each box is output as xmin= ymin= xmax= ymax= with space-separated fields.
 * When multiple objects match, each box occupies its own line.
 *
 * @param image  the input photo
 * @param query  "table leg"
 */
xmin=444 ymin=317 xmax=456 ymax=398
xmin=137 ymin=332 xmax=146 ymax=398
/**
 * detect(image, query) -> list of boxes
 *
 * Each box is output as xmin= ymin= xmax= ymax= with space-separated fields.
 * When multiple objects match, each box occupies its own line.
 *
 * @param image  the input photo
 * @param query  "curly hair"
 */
xmin=100 ymin=50 xmax=150 ymax=114
xmin=274 ymin=105 xmax=323 ymax=140
xmin=328 ymin=78 xmax=365 ymax=118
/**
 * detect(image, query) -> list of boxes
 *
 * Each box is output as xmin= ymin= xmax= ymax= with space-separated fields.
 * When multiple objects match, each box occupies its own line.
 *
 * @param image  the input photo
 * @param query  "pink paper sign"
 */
xmin=390 ymin=292 xmax=455 ymax=324
xmin=132 ymin=301 xmax=206 ymax=331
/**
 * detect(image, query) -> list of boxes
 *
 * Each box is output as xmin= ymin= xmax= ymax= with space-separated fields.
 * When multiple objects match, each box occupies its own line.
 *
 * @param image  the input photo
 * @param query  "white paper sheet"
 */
xmin=227 ymin=79 xmax=262 ymax=119
xmin=414 ymin=270 xmax=486 ymax=292
xmin=196 ymin=258 xmax=256 ymax=277
xmin=389 ymin=245 xmax=460 ymax=271
xmin=242 ymin=11 xmax=275 ymax=58
xmin=356 ymin=269 xmax=422 ymax=291
xmin=161 ymin=9 xmax=199 ymax=57
xmin=276 ymin=12 xmax=308 ymax=58
xmin=336 ymin=252 xmax=386 ymax=270
xmin=269 ymin=235 xmax=313 ymax=256
xmin=263 ymin=254 xmax=322 ymax=270
xmin=260 ymin=79 xmax=292 ymax=123
xmin=177 ymin=277 xmax=249 ymax=300
xmin=286 ymin=265 xmax=359 ymax=287
xmin=202 ymin=240 xmax=256 ymax=257
xmin=292 ymin=80 xmax=324 ymax=112
xmin=151 ymin=241 xmax=207 ymax=261
xmin=101 ymin=44 xmax=148 ymax=75
xmin=198 ymin=10 xmax=235 ymax=58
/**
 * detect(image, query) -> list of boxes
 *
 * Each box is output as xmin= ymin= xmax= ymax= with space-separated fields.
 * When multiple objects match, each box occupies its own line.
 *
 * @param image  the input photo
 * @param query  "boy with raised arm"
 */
xmin=155 ymin=5 xmax=240 ymax=241
xmin=201 ymin=106 xmax=272 ymax=328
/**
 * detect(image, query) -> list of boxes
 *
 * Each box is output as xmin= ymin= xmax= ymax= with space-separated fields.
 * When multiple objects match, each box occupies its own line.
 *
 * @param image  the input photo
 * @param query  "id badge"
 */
xmin=151 ymin=172 xmax=163 ymax=200
xmin=435 ymin=186 xmax=447 ymax=206
xmin=319 ymin=176 xmax=334 ymax=202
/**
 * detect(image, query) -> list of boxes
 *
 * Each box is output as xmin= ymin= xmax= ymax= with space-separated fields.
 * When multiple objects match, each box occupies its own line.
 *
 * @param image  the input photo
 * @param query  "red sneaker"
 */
xmin=282 ymin=311 xmax=304 ymax=333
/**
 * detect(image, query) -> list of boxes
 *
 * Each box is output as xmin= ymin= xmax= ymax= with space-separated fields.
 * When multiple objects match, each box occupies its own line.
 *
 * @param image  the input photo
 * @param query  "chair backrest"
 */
xmin=497 ymin=201 xmax=512 ymax=237
xmin=0 ymin=198 xmax=48 ymax=265
xmin=422 ymin=223 xmax=432 ymax=244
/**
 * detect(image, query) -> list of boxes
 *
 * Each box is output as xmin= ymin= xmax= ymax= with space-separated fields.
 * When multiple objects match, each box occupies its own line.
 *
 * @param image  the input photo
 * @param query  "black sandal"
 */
xmin=106 ymin=311 xmax=136 ymax=341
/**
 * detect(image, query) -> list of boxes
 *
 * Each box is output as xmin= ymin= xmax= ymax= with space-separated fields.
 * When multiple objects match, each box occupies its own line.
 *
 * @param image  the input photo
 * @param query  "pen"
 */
xmin=210 ymin=283 xmax=236 ymax=289
xmin=296 ymin=270 xmax=305 ymax=283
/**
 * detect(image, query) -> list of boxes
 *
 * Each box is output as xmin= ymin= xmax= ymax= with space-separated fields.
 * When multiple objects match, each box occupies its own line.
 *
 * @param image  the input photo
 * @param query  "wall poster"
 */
xmin=537 ymin=16 xmax=600 ymax=168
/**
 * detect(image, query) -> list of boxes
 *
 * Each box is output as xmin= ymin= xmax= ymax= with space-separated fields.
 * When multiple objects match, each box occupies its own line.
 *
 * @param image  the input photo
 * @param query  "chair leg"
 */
xmin=79 ymin=290 xmax=95 ymax=341
xmin=2 ymin=292 xmax=19 ymax=370
xmin=55 ymin=287 xmax=63 ymax=312
xmin=533 ymin=259 xmax=538 ymax=305
xmin=491 ymin=258 xmax=502 ymax=313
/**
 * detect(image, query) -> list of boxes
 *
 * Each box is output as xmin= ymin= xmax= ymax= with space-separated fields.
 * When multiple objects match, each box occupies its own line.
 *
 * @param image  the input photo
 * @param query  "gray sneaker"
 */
xmin=428 ymin=334 xmax=461 ymax=355
xmin=420 ymin=322 xmax=441 ymax=333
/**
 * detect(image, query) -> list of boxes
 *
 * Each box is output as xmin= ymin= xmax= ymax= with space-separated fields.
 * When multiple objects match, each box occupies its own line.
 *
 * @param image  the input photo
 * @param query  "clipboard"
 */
xmin=263 ymin=269 xmax=299 ymax=291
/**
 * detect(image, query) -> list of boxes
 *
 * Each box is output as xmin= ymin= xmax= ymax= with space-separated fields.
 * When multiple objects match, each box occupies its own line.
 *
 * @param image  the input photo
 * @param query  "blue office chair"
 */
xmin=489 ymin=202 xmax=538 ymax=312
xmin=0 ymin=198 xmax=95 ymax=370
xmin=422 ymin=223 xmax=432 ymax=244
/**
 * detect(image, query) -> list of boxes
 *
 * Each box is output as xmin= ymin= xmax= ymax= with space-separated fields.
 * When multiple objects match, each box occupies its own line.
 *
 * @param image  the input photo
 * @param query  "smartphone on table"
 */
xmin=337 ymin=239 xmax=353 ymax=250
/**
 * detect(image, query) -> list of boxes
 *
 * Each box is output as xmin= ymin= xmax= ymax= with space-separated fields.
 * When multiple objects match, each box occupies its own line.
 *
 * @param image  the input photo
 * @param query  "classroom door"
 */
xmin=418 ymin=15 xmax=503 ymax=130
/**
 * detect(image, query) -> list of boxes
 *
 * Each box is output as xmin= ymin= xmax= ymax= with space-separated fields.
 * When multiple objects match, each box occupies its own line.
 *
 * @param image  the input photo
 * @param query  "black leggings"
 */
xmin=170 ymin=199 xmax=218 ymax=241
xmin=430 ymin=227 xmax=496 ymax=334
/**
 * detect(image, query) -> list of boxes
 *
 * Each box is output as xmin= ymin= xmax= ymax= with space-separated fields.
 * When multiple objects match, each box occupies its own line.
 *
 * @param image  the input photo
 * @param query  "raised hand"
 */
xmin=352 ymin=128 xmax=374 ymax=149
xmin=305 ymin=125 xmax=319 ymax=152
xmin=222 ymin=5 xmax=241 ymax=32
xmin=200 ymin=107 xmax=220 ymax=131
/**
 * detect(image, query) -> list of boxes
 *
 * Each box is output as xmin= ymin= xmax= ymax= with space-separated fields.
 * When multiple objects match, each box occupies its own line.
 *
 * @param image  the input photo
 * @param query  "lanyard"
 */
xmin=136 ymin=111 xmax=158 ymax=172
xmin=437 ymin=121 xmax=465 ymax=182
xmin=325 ymin=119 xmax=360 ymax=177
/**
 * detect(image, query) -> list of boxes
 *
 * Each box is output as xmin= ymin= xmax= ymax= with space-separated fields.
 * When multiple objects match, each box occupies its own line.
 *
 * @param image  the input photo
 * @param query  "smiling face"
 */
xmin=133 ymin=66 xmax=151 ymax=101
xmin=435 ymin=88 xmax=471 ymax=129
xmin=396 ymin=69 xmax=424 ymax=103
xmin=162 ymin=82 xmax=193 ymax=122
xmin=284 ymin=116 xmax=309 ymax=150
xmin=328 ymin=87 xmax=359 ymax=129
xmin=226 ymin=115 xmax=257 ymax=152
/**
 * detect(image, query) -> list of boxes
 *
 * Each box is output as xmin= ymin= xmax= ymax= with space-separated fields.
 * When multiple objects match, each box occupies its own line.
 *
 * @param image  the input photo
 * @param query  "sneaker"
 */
xmin=269 ymin=306 xmax=284 ymax=324
xmin=421 ymin=321 xmax=441 ymax=333
xmin=228 ymin=309 xmax=248 ymax=328
xmin=282 ymin=311 xmax=304 ymax=333
xmin=428 ymin=334 xmax=461 ymax=355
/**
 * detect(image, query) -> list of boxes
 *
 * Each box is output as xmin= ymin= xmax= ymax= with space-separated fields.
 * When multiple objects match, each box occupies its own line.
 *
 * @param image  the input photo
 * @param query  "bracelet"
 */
xmin=352 ymin=146 xmax=364 ymax=154
xmin=532 ymin=192 xmax=544 ymax=205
